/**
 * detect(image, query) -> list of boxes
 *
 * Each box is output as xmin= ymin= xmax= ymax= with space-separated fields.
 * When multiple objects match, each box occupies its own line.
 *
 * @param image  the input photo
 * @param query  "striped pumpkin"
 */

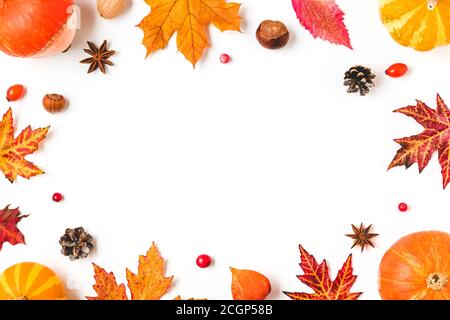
xmin=379 ymin=0 xmax=450 ymax=51
xmin=0 ymin=262 xmax=66 ymax=300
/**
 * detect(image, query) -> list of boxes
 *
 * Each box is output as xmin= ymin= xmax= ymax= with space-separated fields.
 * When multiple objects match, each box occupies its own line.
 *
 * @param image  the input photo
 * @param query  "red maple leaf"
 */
xmin=0 ymin=205 xmax=29 ymax=250
xmin=291 ymin=0 xmax=352 ymax=49
xmin=284 ymin=245 xmax=362 ymax=300
xmin=388 ymin=94 xmax=450 ymax=189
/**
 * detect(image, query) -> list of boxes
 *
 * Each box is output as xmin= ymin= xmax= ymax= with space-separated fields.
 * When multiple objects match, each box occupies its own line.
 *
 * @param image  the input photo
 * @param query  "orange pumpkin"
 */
xmin=0 ymin=262 xmax=66 ymax=300
xmin=0 ymin=0 xmax=77 ymax=57
xmin=379 ymin=231 xmax=450 ymax=300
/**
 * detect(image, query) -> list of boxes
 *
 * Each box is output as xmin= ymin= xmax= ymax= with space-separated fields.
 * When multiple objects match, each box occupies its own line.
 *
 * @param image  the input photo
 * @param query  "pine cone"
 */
xmin=59 ymin=227 xmax=94 ymax=261
xmin=344 ymin=65 xmax=376 ymax=96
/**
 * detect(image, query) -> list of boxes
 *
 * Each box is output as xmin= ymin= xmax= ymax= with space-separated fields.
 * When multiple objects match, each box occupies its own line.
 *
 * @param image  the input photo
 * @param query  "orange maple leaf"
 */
xmin=0 ymin=108 xmax=49 ymax=182
xmin=87 ymin=243 xmax=173 ymax=300
xmin=137 ymin=0 xmax=241 ymax=66
xmin=87 ymin=264 xmax=128 ymax=300
xmin=284 ymin=245 xmax=362 ymax=300
xmin=126 ymin=243 xmax=173 ymax=300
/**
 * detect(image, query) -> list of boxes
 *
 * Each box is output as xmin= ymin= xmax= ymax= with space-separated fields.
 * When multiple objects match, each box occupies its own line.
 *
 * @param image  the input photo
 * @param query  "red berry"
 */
xmin=6 ymin=84 xmax=25 ymax=102
xmin=220 ymin=53 xmax=231 ymax=64
xmin=52 ymin=193 xmax=63 ymax=202
xmin=196 ymin=254 xmax=212 ymax=268
xmin=385 ymin=63 xmax=408 ymax=78
xmin=398 ymin=202 xmax=408 ymax=212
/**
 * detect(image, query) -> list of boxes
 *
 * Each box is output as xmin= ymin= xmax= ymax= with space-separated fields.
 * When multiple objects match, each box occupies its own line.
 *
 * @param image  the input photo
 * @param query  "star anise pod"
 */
xmin=345 ymin=223 xmax=378 ymax=252
xmin=80 ymin=40 xmax=115 ymax=74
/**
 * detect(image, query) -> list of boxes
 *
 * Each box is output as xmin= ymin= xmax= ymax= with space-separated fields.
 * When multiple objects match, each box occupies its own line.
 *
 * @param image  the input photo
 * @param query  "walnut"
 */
xmin=97 ymin=0 xmax=128 ymax=19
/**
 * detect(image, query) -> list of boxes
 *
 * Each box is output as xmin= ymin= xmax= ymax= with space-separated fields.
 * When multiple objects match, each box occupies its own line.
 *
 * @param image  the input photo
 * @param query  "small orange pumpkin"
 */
xmin=0 ymin=262 xmax=66 ymax=300
xmin=0 ymin=0 xmax=77 ymax=57
xmin=379 ymin=231 xmax=450 ymax=300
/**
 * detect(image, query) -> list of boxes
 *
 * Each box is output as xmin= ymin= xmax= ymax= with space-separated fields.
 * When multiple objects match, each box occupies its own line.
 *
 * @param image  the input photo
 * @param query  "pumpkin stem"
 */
xmin=427 ymin=273 xmax=448 ymax=290
xmin=428 ymin=0 xmax=438 ymax=10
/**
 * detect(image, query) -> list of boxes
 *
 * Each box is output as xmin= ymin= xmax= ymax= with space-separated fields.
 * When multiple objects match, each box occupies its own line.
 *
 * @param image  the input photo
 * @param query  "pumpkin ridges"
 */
xmin=427 ymin=240 xmax=441 ymax=273
xmin=390 ymin=249 xmax=428 ymax=276
xmin=378 ymin=279 xmax=422 ymax=299
xmin=28 ymin=275 xmax=65 ymax=299
xmin=411 ymin=238 xmax=436 ymax=274
xmin=379 ymin=277 xmax=424 ymax=300
xmin=435 ymin=8 xmax=449 ymax=46
xmin=18 ymin=262 xmax=33 ymax=295
xmin=3 ymin=265 xmax=19 ymax=296
xmin=0 ymin=274 xmax=14 ymax=299
xmin=25 ymin=264 xmax=65 ymax=299
xmin=423 ymin=285 xmax=448 ymax=300
xmin=12 ymin=262 xmax=21 ymax=296
xmin=23 ymin=263 xmax=46 ymax=297
xmin=424 ymin=233 xmax=450 ymax=274
xmin=379 ymin=0 xmax=422 ymax=23
xmin=413 ymin=12 xmax=438 ymax=51
xmin=439 ymin=2 xmax=450 ymax=40
xmin=441 ymin=289 xmax=450 ymax=299
xmin=406 ymin=8 xmax=431 ymax=49
xmin=410 ymin=288 xmax=428 ymax=300
xmin=390 ymin=8 xmax=423 ymax=47
xmin=440 ymin=256 xmax=450 ymax=281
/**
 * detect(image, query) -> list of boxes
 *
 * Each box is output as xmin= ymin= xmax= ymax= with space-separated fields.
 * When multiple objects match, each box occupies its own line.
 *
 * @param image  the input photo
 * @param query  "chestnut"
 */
xmin=256 ymin=20 xmax=290 ymax=49
xmin=42 ymin=94 xmax=66 ymax=113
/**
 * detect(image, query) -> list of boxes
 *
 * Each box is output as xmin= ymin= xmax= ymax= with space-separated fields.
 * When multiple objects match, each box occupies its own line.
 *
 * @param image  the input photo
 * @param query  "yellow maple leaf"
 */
xmin=0 ymin=108 xmax=49 ymax=183
xmin=126 ymin=242 xmax=173 ymax=300
xmin=138 ymin=0 xmax=241 ymax=66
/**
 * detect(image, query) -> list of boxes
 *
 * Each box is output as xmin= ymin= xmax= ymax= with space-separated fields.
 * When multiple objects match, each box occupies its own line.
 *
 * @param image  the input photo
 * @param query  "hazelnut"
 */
xmin=43 ymin=94 xmax=66 ymax=113
xmin=256 ymin=20 xmax=290 ymax=49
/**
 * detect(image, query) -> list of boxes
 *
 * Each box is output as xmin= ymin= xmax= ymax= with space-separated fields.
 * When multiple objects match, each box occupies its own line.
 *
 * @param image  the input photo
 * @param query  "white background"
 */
xmin=1 ymin=0 xmax=450 ymax=300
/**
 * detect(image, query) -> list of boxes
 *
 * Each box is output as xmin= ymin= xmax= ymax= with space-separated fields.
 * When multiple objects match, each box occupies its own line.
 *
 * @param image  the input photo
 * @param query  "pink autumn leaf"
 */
xmin=292 ymin=0 xmax=352 ymax=49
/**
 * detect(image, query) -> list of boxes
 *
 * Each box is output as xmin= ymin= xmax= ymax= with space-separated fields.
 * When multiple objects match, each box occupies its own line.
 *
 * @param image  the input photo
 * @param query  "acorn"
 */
xmin=43 ymin=94 xmax=66 ymax=113
xmin=256 ymin=20 xmax=290 ymax=49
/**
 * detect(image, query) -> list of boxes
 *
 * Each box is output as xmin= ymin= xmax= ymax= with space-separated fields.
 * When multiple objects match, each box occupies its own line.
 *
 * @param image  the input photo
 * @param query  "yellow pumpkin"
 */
xmin=0 ymin=262 xmax=66 ymax=300
xmin=379 ymin=0 xmax=450 ymax=51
